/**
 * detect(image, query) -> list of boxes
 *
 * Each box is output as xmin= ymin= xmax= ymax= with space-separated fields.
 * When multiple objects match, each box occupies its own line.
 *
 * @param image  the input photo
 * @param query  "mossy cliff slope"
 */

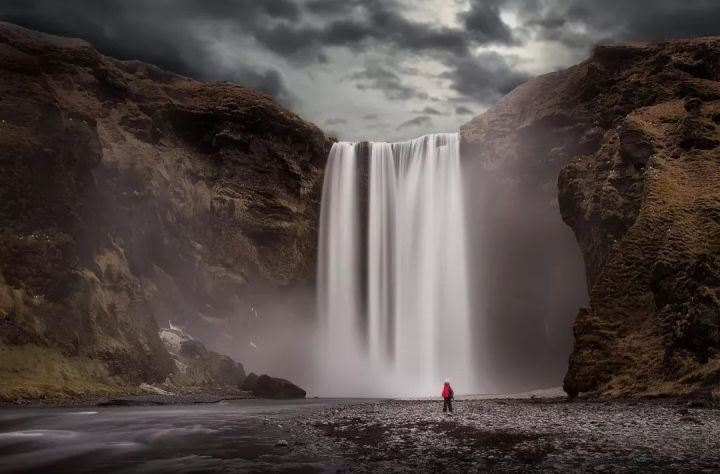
xmin=462 ymin=37 xmax=720 ymax=397
xmin=0 ymin=22 xmax=330 ymax=399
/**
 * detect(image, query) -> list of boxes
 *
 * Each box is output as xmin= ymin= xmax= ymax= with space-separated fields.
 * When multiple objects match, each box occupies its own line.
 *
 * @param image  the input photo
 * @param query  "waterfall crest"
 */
xmin=316 ymin=133 xmax=474 ymax=396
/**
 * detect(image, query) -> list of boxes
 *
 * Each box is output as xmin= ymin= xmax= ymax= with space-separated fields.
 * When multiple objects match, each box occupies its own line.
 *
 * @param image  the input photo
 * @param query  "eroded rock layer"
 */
xmin=0 ymin=22 xmax=330 ymax=399
xmin=462 ymin=38 xmax=720 ymax=397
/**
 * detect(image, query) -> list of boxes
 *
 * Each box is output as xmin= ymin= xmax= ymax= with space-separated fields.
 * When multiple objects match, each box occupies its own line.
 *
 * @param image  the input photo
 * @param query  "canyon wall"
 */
xmin=0 ymin=22 xmax=330 ymax=399
xmin=3 ymin=21 xmax=719 ymax=400
xmin=462 ymin=37 xmax=720 ymax=397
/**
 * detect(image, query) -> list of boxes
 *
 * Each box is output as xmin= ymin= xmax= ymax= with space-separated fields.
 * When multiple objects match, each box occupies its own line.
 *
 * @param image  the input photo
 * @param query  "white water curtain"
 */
xmin=316 ymin=133 xmax=474 ymax=397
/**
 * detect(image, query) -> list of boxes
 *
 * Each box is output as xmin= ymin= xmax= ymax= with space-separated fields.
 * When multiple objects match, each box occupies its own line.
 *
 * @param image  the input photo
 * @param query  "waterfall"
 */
xmin=316 ymin=133 xmax=474 ymax=396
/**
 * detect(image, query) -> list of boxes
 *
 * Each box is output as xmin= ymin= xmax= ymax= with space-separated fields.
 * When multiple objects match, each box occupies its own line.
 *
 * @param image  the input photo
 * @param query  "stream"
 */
xmin=0 ymin=398 xmax=361 ymax=473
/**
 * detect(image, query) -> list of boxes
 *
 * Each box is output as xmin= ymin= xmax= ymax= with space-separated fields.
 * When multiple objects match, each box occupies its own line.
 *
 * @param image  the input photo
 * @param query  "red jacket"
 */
xmin=442 ymin=383 xmax=453 ymax=398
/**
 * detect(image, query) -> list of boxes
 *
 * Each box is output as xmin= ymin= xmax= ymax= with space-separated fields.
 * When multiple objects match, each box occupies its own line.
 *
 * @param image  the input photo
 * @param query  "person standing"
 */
xmin=442 ymin=379 xmax=454 ymax=413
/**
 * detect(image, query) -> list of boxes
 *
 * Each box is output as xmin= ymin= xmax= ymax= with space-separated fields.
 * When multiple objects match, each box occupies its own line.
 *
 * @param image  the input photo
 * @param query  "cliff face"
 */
xmin=0 ymin=23 xmax=330 ymax=399
xmin=462 ymin=38 xmax=720 ymax=397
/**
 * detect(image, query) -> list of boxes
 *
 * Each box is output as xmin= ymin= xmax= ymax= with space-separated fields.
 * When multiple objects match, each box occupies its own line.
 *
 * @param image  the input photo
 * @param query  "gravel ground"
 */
xmin=283 ymin=398 xmax=720 ymax=473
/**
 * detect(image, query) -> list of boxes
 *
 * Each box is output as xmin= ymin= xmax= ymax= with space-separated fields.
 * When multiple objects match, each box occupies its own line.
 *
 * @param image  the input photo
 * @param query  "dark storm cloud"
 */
xmin=513 ymin=0 xmax=720 ymax=49
xmin=363 ymin=114 xmax=378 ymax=120
xmin=305 ymin=0 xmax=389 ymax=16
xmin=441 ymin=52 xmax=532 ymax=104
xmin=253 ymin=3 xmax=474 ymax=58
xmin=568 ymin=0 xmax=720 ymax=42
xmin=0 ymin=0 xmax=521 ymax=108
xmin=3 ymin=0 xmax=719 ymax=127
xmin=259 ymin=0 xmax=302 ymax=20
xmin=305 ymin=0 xmax=347 ymax=15
xmin=397 ymin=115 xmax=433 ymax=130
xmin=461 ymin=0 xmax=516 ymax=44
xmin=0 ymin=0 xmax=301 ymax=105
xmin=455 ymin=106 xmax=474 ymax=115
xmin=350 ymin=66 xmax=430 ymax=101
xmin=414 ymin=106 xmax=444 ymax=115
xmin=301 ymin=0 xmax=515 ymax=55
xmin=449 ymin=0 xmax=720 ymax=105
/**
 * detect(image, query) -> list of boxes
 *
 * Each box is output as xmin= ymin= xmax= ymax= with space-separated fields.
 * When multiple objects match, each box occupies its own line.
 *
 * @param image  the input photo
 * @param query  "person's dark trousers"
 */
xmin=443 ymin=397 xmax=453 ymax=412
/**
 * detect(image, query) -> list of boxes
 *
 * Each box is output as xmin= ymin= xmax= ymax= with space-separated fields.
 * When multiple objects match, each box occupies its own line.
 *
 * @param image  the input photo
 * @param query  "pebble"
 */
xmin=281 ymin=398 xmax=720 ymax=472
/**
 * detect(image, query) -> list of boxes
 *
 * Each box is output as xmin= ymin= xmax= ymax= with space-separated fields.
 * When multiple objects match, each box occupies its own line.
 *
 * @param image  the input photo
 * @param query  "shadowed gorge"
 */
xmin=1 ymin=21 xmax=720 ymax=402
xmin=0 ymin=22 xmax=330 ymax=399
xmin=462 ymin=37 xmax=720 ymax=398
xmin=1 ymin=5 xmax=720 ymax=472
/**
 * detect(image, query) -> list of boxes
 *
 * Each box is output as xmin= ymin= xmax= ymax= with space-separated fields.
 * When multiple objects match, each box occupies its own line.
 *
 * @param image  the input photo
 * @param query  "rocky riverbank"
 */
xmin=2 ymin=397 xmax=719 ymax=472
xmin=283 ymin=398 xmax=720 ymax=472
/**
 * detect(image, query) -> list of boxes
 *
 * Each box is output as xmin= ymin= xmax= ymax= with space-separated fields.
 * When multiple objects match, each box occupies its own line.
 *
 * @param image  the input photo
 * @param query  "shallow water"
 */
xmin=0 ymin=399 xmax=360 ymax=473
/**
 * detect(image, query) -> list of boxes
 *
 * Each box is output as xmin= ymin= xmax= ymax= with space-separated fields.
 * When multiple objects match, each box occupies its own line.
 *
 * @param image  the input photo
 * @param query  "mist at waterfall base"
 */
xmin=188 ymin=131 xmax=587 ymax=398
xmin=310 ymin=132 xmax=587 ymax=398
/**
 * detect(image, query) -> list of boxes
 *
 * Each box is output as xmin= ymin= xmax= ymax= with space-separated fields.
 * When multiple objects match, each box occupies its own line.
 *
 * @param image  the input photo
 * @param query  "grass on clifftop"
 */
xmin=0 ymin=343 xmax=133 ymax=401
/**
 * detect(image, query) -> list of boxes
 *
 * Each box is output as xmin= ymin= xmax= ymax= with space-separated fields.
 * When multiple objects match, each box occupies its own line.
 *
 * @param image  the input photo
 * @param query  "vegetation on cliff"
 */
xmin=462 ymin=37 xmax=720 ymax=398
xmin=0 ymin=22 xmax=329 ymax=400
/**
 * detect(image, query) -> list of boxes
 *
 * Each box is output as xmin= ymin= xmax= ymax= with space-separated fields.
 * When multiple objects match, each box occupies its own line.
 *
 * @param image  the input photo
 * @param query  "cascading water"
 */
xmin=316 ymin=133 xmax=476 ymax=397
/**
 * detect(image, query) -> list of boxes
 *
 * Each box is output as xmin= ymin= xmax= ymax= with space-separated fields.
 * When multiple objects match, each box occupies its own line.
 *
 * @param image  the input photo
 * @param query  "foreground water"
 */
xmin=4 ymin=397 xmax=720 ymax=473
xmin=0 ymin=399 xmax=362 ymax=473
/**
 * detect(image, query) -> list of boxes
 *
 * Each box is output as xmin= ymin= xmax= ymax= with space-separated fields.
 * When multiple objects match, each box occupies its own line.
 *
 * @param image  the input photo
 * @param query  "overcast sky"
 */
xmin=2 ymin=0 xmax=719 ymax=141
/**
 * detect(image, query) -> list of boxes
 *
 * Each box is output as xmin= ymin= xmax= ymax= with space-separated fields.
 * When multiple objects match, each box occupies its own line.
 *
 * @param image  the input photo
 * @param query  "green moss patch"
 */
xmin=0 ymin=343 xmax=131 ymax=401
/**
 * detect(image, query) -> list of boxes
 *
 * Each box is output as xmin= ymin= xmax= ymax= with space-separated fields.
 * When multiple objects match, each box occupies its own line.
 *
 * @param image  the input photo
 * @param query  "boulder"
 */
xmin=252 ymin=374 xmax=306 ymax=399
xmin=241 ymin=372 xmax=259 ymax=391
xmin=179 ymin=340 xmax=208 ymax=358
xmin=158 ymin=326 xmax=247 ymax=391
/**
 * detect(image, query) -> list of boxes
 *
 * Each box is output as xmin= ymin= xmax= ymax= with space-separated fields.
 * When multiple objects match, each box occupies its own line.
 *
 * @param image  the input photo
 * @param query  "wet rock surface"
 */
xmin=2 ymin=398 xmax=719 ymax=472
xmin=0 ymin=22 xmax=331 ymax=400
xmin=284 ymin=399 xmax=720 ymax=472
xmin=253 ymin=374 xmax=307 ymax=399
xmin=461 ymin=37 xmax=720 ymax=397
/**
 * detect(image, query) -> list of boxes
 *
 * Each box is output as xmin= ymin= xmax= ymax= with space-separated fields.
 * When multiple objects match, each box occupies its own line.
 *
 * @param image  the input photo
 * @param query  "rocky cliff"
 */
xmin=0 ymin=22 xmax=330 ymax=400
xmin=462 ymin=38 xmax=720 ymax=397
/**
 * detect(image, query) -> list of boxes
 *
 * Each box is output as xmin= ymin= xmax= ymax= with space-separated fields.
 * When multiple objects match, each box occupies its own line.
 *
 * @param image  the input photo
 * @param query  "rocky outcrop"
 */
xmin=253 ymin=374 xmax=306 ymax=399
xmin=158 ymin=324 xmax=246 ymax=392
xmin=241 ymin=372 xmax=306 ymax=399
xmin=462 ymin=38 xmax=720 ymax=397
xmin=241 ymin=372 xmax=260 ymax=392
xmin=0 ymin=22 xmax=330 ymax=400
